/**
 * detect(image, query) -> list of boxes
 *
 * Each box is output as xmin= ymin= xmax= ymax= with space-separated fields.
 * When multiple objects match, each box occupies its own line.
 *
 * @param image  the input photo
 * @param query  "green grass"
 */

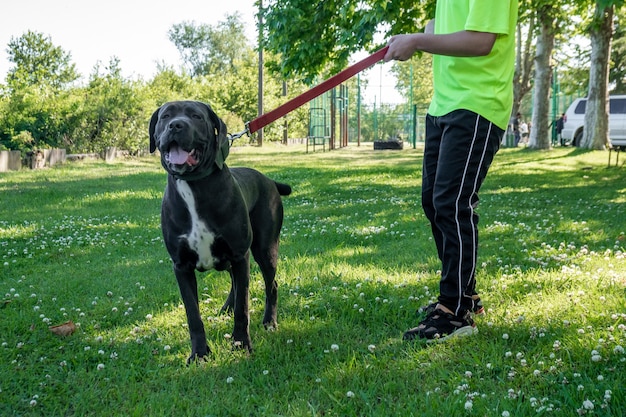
xmin=1 ymin=144 xmax=625 ymax=416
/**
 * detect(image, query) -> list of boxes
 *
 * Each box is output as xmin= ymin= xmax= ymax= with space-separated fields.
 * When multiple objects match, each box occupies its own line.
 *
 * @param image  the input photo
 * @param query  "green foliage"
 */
xmin=390 ymin=55 xmax=433 ymax=107
xmin=68 ymin=58 xmax=152 ymax=154
xmin=0 ymin=15 xmax=312 ymax=153
xmin=168 ymin=14 xmax=250 ymax=77
xmin=261 ymin=0 xmax=434 ymax=82
xmin=5 ymin=30 xmax=79 ymax=91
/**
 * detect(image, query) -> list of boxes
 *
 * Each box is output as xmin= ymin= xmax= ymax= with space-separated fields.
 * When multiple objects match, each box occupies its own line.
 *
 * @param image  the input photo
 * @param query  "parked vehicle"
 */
xmin=561 ymin=95 xmax=626 ymax=147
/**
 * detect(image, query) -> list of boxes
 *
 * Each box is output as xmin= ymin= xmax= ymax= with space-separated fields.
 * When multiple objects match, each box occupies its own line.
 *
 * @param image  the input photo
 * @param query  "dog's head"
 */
xmin=149 ymin=101 xmax=230 ymax=179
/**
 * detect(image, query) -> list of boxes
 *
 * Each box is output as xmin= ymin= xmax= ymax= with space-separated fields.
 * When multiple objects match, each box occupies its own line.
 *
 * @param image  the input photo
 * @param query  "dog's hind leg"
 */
xmin=174 ymin=267 xmax=209 ymax=364
xmin=251 ymin=242 xmax=279 ymax=331
xmin=220 ymin=274 xmax=235 ymax=315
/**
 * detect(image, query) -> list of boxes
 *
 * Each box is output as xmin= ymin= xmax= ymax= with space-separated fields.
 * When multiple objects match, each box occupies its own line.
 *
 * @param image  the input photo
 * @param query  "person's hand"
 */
xmin=384 ymin=20 xmax=433 ymax=62
xmin=383 ymin=34 xmax=419 ymax=62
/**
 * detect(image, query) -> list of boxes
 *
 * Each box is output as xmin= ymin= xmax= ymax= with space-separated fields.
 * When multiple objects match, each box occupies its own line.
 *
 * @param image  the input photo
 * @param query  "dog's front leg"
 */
xmin=230 ymin=252 xmax=252 ymax=352
xmin=174 ymin=266 xmax=209 ymax=364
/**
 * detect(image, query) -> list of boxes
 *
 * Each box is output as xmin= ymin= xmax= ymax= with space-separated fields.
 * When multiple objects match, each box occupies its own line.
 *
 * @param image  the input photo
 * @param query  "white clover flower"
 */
xmin=30 ymin=399 xmax=37 ymax=407
xmin=502 ymin=333 xmax=509 ymax=340
xmin=533 ymin=370 xmax=541 ymax=376
xmin=368 ymin=344 xmax=376 ymax=353
xmin=331 ymin=344 xmax=339 ymax=352
xmin=582 ymin=400 xmax=594 ymax=410
xmin=346 ymin=391 xmax=355 ymax=398
xmin=263 ymin=370 xmax=269 ymax=375
xmin=597 ymin=375 xmax=604 ymax=381
xmin=591 ymin=354 xmax=602 ymax=362
xmin=97 ymin=363 xmax=105 ymax=370
xmin=226 ymin=377 xmax=234 ymax=384
xmin=613 ymin=345 xmax=624 ymax=354
xmin=464 ymin=400 xmax=473 ymax=410
xmin=164 ymin=345 xmax=171 ymax=351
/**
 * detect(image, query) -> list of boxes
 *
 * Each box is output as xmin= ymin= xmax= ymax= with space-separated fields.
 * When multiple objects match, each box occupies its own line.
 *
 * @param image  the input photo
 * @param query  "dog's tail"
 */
xmin=274 ymin=182 xmax=292 ymax=196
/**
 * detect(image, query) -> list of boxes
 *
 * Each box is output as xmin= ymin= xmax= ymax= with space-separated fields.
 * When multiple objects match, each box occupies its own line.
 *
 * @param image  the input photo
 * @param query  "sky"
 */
xmin=0 ymin=0 xmax=401 ymax=104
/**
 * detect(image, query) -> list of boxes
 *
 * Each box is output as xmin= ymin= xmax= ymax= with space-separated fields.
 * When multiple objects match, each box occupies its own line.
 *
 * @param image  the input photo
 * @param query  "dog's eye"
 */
xmin=161 ymin=113 xmax=171 ymax=119
xmin=191 ymin=113 xmax=202 ymax=119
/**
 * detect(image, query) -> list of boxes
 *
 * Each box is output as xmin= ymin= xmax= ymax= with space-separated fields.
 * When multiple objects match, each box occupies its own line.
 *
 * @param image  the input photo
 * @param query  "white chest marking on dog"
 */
xmin=175 ymin=180 xmax=217 ymax=270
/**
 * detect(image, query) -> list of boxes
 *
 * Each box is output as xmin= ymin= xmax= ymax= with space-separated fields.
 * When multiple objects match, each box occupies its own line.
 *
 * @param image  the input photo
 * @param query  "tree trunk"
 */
xmin=581 ymin=3 xmax=614 ymax=150
xmin=528 ymin=8 xmax=555 ymax=150
xmin=513 ymin=16 xmax=536 ymax=117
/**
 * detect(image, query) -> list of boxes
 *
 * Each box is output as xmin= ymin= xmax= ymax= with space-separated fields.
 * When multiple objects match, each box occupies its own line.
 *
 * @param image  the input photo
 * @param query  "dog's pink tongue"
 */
xmin=168 ymin=146 xmax=190 ymax=165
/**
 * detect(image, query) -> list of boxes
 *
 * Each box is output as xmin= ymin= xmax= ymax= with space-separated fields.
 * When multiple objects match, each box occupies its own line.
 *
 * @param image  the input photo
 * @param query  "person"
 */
xmin=556 ymin=113 xmax=566 ymax=145
xmin=520 ymin=119 xmax=529 ymax=144
xmin=513 ymin=112 xmax=521 ymax=146
xmin=384 ymin=0 xmax=518 ymax=342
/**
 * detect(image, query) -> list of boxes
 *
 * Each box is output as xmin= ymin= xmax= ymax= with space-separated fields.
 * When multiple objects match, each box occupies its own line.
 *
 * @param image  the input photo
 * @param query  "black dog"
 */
xmin=149 ymin=101 xmax=291 ymax=363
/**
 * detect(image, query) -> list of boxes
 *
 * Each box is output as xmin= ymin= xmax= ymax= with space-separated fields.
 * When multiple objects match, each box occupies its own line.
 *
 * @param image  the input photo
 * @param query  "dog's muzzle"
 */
xmin=165 ymin=144 xmax=200 ymax=167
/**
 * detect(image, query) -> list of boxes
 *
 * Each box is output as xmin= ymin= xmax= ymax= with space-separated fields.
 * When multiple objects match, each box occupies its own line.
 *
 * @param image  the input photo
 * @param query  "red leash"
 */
xmin=230 ymin=46 xmax=389 ymax=138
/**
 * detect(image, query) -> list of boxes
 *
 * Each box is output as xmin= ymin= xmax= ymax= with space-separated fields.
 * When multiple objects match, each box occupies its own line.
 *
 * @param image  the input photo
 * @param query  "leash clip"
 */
xmin=227 ymin=123 xmax=250 ymax=143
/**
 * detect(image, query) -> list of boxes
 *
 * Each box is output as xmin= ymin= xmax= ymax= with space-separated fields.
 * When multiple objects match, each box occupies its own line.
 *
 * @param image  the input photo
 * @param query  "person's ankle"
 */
xmin=436 ymin=303 xmax=454 ymax=315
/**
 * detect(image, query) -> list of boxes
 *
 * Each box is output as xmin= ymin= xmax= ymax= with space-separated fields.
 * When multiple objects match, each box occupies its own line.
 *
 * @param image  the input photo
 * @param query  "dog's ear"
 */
xmin=204 ymin=103 xmax=230 ymax=169
xmin=148 ymin=106 xmax=161 ymax=153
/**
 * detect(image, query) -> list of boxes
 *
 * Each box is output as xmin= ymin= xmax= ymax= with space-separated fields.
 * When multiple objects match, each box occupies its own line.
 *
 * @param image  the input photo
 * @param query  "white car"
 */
xmin=561 ymin=95 xmax=626 ymax=147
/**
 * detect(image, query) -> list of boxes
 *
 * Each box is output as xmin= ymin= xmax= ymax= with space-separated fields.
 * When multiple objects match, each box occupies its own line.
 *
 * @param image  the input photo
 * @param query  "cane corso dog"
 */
xmin=149 ymin=100 xmax=291 ymax=364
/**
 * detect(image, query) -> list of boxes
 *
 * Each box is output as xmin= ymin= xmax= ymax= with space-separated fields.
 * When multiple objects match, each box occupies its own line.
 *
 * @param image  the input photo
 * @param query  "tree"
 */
xmin=261 ymin=0 xmax=434 ymax=83
xmin=513 ymin=3 xmax=537 ymax=119
xmin=168 ymin=14 xmax=250 ymax=77
xmin=527 ymin=2 xmax=563 ymax=150
xmin=0 ymin=31 xmax=81 ymax=150
xmin=71 ymin=58 xmax=150 ymax=154
xmin=580 ymin=1 xmax=616 ymax=149
xmin=610 ymin=12 xmax=626 ymax=93
xmin=390 ymin=54 xmax=433 ymax=109
xmin=4 ymin=30 xmax=79 ymax=91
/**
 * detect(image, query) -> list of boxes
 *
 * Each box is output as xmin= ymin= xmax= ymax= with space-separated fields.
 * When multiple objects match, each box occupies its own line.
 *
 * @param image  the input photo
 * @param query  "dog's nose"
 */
xmin=168 ymin=119 xmax=186 ymax=132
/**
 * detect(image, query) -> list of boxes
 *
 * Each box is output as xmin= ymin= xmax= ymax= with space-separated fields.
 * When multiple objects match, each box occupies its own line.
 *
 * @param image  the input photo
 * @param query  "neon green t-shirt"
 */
xmin=428 ymin=0 xmax=518 ymax=130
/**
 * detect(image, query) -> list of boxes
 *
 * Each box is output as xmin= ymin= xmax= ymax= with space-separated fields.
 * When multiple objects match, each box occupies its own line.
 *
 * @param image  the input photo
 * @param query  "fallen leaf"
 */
xmin=49 ymin=321 xmax=76 ymax=336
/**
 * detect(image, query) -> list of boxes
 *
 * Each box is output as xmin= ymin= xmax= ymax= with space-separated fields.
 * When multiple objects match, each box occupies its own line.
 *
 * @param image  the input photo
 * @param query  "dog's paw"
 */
xmin=232 ymin=339 xmax=253 ymax=354
xmin=263 ymin=321 xmax=278 ymax=332
xmin=186 ymin=344 xmax=211 ymax=365
xmin=186 ymin=352 xmax=209 ymax=366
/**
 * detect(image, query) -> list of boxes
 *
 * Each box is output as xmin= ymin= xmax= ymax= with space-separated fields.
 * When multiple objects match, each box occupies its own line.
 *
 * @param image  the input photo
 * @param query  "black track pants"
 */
xmin=422 ymin=110 xmax=503 ymax=316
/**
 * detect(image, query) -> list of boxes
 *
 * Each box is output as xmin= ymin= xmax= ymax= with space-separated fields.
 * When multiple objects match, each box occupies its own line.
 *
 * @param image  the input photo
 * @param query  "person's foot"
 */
xmin=418 ymin=296 xmax=485 ymax=316
xmin=404 ymin=308 xmax=477 ymax=342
